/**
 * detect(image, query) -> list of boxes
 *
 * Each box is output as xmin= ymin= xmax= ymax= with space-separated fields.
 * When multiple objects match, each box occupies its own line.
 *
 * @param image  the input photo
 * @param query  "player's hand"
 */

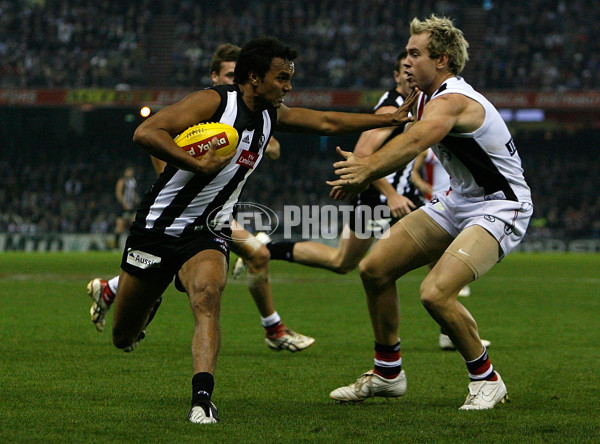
xmin=386 ymin=193 xmax=416 ymax=218
xmin=326 ymin=146 xmax=370 ymax=200
xmin=390 ymin=88 xmax=419 ymax=125
xmin=196 ymin=137 xmax=236 ymax=174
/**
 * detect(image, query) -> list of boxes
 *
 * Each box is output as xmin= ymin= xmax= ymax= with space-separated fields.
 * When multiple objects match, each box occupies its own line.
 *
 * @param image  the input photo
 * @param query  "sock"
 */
xmin=101 ymin=280 xmax=116 ymax=305
xmin=465 ymin=347 xmax=498 ymax=381
xmin=192 ymin=372 xmax=215 ymax=405
xmin=261 ymin=311 xmax=281 ymax=328
xmin=107 ymin=276 xmax=119 ymax=296
xmin=263 ymin=311 xmax=285 ymax=337
xmin=266 ymin=241 xmax=296 ymax=261
xmin=373 ymin=341 xmax=402 ymax=379
xmin=264 ymin=320 xmax=285 ymax=338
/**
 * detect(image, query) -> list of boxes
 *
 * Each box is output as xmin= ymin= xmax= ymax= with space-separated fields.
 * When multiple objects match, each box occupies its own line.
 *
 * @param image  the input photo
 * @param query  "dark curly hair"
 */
xmin=234 ymin=36 xmax=298 ymax=84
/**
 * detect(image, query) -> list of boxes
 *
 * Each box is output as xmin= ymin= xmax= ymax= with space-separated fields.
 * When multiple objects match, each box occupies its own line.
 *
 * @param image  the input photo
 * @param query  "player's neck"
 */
xmin=423 ymin=73 xmax=456 ymax=98
xmin=238 ymin=83 xmax=268 ymax=112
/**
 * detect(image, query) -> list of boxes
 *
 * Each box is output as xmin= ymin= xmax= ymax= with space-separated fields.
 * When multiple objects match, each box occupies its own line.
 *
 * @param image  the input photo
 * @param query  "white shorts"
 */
xmin=422 ymin=191 xmax=533 ymax=260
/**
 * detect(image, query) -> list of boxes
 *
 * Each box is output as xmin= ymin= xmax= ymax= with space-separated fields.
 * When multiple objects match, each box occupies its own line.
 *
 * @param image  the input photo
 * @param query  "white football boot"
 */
xmin=231 ymin=257 xmax=248 ymax=279
xmin=330 ymin=370 xmax=407 ymax=402
xmin=459 ymin=372 xmax=508 ymax=410
xmin=188 ymin=401 xmax=219 ymax=424
xmin=265 ymin=327 xmax=315 ymax=352
xmin=87 ymin=278 xmax=114 ymax=332
xmin=458 ymin=285 xmax=472 ymax=297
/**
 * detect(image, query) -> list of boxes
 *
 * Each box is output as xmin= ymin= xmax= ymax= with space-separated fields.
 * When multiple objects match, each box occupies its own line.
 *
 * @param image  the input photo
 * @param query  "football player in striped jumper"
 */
xmin=112 ymin=37 xmax=416 ymax=424
xmin=328 ymin=16 xmax=533 ymax=410
xmin=87 ymin=44 xmax=315 ymax=354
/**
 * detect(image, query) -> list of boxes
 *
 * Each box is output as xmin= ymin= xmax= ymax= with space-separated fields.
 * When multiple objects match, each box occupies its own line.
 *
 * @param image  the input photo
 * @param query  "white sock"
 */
xmin=108 ymin=276 xmax=119 ymax=296
xmin=261 ymin=311 xmax=281 ymax=327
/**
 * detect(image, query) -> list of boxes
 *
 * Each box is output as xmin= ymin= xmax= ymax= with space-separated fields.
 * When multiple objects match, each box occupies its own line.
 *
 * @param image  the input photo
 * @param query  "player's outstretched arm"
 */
xmin=327 ymin=94 xmax=461 ymax=200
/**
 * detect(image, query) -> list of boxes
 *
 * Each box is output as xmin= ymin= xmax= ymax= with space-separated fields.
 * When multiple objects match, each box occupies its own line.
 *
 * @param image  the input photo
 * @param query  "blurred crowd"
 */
xmin=1 ymin=129 xmax=599 ymax=241
xmin=1 ymin=0 xmax=598 ymax=242
xmin=1 ymin=0 xmax=598 ymax=90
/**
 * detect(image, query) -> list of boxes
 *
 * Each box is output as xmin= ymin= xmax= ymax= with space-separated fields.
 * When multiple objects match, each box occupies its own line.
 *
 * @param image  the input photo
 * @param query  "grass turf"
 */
xmin=0 ymin=252 xmax=598 ymax=443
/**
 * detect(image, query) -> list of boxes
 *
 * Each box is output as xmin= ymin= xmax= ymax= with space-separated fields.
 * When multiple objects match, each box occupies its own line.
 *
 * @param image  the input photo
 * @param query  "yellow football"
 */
xmin=174 ymin=122 xmax=239 ymax=158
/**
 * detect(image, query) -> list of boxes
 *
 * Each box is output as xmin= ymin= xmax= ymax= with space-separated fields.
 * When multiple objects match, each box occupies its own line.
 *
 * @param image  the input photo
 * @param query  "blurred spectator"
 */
xmin=2 ymin=0 xmax=598 ymax=90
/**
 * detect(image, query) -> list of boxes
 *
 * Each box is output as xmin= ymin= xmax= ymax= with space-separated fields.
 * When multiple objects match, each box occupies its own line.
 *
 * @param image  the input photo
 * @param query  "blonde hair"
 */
xmin=410 ymin=15 xmax=469 ymax=75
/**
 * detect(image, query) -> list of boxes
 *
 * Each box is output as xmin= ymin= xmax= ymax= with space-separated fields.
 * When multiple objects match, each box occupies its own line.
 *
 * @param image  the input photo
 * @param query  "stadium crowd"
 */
xmin=0 ymin=0 xmax=598 ymax=242
xmin=0 ymin=0 xmax=598 ymax=90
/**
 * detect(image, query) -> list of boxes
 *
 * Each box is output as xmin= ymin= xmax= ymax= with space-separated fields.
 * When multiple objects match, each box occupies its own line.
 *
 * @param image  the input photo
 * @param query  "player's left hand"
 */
xmin=326 ymin=147 xmax=370 ymax=200
xmin=386 ymin=193 xmax=416 ymax=218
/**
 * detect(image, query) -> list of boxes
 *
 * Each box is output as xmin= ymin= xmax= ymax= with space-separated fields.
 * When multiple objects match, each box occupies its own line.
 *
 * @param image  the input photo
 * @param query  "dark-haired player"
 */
xmin=110 ymin=36 xmax=416 ymax=423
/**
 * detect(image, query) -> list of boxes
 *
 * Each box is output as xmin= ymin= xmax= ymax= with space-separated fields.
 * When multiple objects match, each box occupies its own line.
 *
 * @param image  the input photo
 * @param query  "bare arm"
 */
xmin=133 ymin=89 xmax=235 ymax=174
xmin=352 ymin=105 xmax=398 ymax=158
xmin=372 ymin=178 xmax=416 ymax=218
xmin=327 ymin=94 xmax=464 ymax=199
xmin=275 ymin=89 xmax=418 ymax=135
xmin=410 ymin=150 xmax=433 ymax=197
xmin=265 ymin=136 xmax=281 ymax=160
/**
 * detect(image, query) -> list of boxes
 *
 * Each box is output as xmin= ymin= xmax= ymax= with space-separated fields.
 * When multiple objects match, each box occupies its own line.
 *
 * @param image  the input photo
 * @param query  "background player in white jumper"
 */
xmin=328 ymin=16 xmax=533 ymax=410
xmin=87 ymin=43 xmax=314 ymax=353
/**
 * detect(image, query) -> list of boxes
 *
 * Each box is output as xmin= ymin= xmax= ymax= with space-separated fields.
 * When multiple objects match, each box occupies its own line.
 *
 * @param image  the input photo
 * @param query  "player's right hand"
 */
xmin=196 ymin=137 xmax=236 ymax=175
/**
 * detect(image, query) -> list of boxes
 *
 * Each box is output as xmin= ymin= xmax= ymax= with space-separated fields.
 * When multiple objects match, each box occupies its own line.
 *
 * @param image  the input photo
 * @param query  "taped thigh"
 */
xmin=444 ymin=225 xmax=501 ymax=280
xmin=398 ymin=209 xmax=454 ymax=263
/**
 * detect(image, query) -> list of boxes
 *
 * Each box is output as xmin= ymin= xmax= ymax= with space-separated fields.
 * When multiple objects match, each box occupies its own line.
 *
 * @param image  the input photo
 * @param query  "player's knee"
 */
xmin=112 ymin=327 xmax=137 ymax=350
xmin=188 ymin=281 xmax=223 ymax=315
xmin=246 ymin=245 xmax=270 ymax=273
xmin=359 ymin=257 xmax=390 ymax=286
xmin=419 ymin=279 xmax=446 ymax=313
xmin=329 ymin=255 xmax=359 ymax=274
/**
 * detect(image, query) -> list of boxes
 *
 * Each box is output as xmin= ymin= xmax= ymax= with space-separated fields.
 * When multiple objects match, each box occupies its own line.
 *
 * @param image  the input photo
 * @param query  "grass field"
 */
xmin=0 ymin=251 xmax=598 ymax=443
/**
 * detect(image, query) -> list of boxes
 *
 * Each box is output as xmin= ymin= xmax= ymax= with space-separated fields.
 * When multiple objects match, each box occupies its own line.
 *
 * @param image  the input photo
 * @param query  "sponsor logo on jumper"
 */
xmin=184 ymin=132 xmax=230 ymax=157
xmin=484 ymin=215 xmax=496 ymax=222
xmin=236 ymin=150 xmax=258 ymax=169
xmin=242 ymin=135 xmax=251 ymax=144
xmin=126 ymin=249 xmax=161 ymax=269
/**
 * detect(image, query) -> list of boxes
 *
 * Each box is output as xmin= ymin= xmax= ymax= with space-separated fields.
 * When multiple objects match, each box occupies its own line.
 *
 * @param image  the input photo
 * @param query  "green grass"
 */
xmin=0 ymin=252 xmax=598 ymax=443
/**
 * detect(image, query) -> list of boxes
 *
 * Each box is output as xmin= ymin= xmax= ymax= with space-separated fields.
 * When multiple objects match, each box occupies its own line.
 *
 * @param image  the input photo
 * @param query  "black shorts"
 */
xmin=120 ymin=224 xmax=231 ymax=290
xmin=348 ymin=186 xmax=423 ymax=236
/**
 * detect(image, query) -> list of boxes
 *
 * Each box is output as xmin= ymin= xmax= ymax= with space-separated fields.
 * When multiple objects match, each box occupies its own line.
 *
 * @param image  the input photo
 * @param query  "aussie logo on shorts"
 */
xmin=126 ymin=249 xmax=162 ymax=269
